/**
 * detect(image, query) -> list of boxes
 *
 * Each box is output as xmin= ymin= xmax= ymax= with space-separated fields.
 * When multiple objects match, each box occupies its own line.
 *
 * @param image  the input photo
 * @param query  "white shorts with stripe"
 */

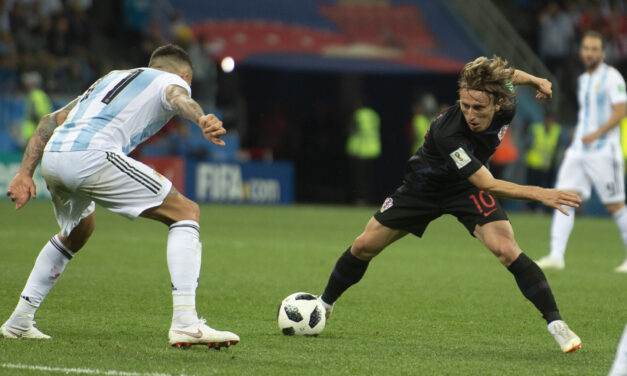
xmin=555 ymin=145 xmax=625 ymax=204
xmin=41 ymin=150 xmax=172 ymax=237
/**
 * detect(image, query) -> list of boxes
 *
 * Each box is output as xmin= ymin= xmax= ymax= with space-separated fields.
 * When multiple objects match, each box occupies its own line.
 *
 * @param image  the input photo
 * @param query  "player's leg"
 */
xmin=538 ymin=151 xmax=590 ymax=269
xmin=2 ymin=151 xmax=96 ymax=339
xmin=320 ymin=188 xmax=437 ymax=317
xmin=607 ymin=202 xmax=627 ymax=272
xmin=589 ymin=147 xmax=627 ymax=272
xmin=71 ymin=150 xmax=236 ymax=347
xmin=475 ymin=220 xmax=581 ymax=353
xmin=319 ymin=216 xmax=407 ymax=316
xmin=141 ymin=188 xmax=202 ymax=327
xmin=140 ymin=183 xmax=238 ymax=347
xmin=609 ymin=323 xmax=627 ymax=376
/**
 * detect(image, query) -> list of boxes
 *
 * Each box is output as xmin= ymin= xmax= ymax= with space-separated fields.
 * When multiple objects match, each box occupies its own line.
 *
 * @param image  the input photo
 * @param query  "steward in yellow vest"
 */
xmin=22 ymin=72 xmax=53 ymax=145
xmin=411 ymin=114 xmax=430 ymax=153
xmin=526 ymin=120 xmax=562 ymax=172
xmin=620 ymin=117 xmax=627 ymax=168
xmin=525 ymin=115 xmax=562 ymax=212
xmin=346 ymin=107 xmax=381 ymax=160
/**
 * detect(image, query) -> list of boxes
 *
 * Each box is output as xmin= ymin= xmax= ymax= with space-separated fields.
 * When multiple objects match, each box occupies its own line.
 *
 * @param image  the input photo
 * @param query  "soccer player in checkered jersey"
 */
xmin=318 ymin=56 xmax=583 ymax=353
xmin=536 ymin=31 xmax=627 ymax=272
xmin=2 ymin=44 xmax=239 ymax=348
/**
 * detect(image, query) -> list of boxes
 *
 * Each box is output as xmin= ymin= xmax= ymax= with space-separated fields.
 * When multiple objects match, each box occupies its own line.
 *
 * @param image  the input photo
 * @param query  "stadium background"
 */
xmin=0 ymin=0 xmax=625 ymax=213
xmin=2 ymin=2 xmax=627 ymax=375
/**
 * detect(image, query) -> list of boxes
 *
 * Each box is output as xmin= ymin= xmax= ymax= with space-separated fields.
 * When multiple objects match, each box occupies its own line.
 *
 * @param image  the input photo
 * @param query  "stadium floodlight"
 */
xmin=221 ymin=56 xmax=235 ymax=73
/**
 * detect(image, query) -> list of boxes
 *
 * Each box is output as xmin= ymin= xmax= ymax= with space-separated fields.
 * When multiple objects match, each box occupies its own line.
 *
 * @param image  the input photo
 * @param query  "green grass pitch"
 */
xmin=1 ymin=200 xmax=626 ymax=375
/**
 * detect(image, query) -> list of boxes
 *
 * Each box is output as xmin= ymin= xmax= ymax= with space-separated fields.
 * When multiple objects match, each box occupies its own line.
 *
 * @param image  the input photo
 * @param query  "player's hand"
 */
xmin=581 ymin=130 xmax=601 ymax=145
xmin=535 ymin=78 xmax=552 ymax=99
xmin=198 ymin=114 xmax=226 ymax=146
xmin=539 ymin=188 xmax=581 ymax=215
xmin=6 ymin=171 xmax=36 ymax=210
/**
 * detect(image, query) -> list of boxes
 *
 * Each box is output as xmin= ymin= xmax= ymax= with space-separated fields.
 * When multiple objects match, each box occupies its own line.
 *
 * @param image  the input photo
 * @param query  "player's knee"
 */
xmin=61 ymin=214 xmax=96 ymax=252
xmin=183 ymin=199 xmax=200 ymax=222
xmin=491 ymin=241 xmax=519 ymax=265
xmin=606 ymin=202 xmax=625 ymax=215
xmin=351 ymin=234 xmax=382 ymax=260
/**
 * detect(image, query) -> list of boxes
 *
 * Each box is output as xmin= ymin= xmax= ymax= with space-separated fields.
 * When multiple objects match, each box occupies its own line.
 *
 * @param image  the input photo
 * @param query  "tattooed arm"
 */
xmin=165 ymin=84 xmax=226 ymax=146
xmin=6 ymin=98 xmax=78 ymax=210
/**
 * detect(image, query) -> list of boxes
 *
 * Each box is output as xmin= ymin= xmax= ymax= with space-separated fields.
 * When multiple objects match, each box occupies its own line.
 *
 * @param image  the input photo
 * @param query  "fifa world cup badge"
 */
xmin=380 ymin=197 xmax=394 ymax=212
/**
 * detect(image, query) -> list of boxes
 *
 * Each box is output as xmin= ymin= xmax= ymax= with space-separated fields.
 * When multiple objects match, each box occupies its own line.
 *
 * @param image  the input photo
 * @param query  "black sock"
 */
xmin=508 ymin=253 xmax=561 ymax=323
xmin=321 ymin=247 xmax=370 ymax=304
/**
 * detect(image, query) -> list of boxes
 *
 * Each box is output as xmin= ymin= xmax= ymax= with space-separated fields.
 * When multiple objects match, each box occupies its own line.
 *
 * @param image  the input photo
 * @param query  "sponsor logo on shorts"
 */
xmin=450 ymin=147 xmax=471 ymax=169
xmin=380 ymin=197 xmax=393 ymax=212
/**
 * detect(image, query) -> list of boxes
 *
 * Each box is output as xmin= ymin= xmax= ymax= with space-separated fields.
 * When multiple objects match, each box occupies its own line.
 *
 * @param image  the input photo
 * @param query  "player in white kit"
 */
xmin=1 ymin=44 xmax=240 ymax=348
xmin=536 ymin=31 xmax=627 ymax=272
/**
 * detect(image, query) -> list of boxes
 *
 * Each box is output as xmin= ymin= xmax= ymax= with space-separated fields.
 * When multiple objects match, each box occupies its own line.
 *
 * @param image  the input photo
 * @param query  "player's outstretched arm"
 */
xmin=165 ymin=84 xmax=226 ymax=146
xmin=467 ymin=166 xmax=581 ymax=215
xmin=582 ymin=102 xmax=627 ymax=144
xmin=6 ymin=98 xmax=78 ymax=210
xmin=512 ymin=69 xmax=552 ymax=99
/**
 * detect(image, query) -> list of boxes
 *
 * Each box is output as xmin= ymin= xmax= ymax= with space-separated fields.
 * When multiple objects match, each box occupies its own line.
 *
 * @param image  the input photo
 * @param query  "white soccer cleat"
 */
xmin=168 ymin=319 xmax=239 ymax=349
xmin=548 ymin=320 xmax=581 ymax=353
xmin=318 ymin=297 xmax=334 ymax=320
xmin=536 ymin=256 xmax=565 ymax=270
xmin=1 ymin=322 xmax=51 ymax=339
xmin=615 ymin=259 xmax=627 ymax=273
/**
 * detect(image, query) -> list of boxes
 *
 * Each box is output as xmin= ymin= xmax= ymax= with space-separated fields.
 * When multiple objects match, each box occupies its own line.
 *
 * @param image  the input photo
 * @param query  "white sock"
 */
xmin=549 ymin=206 xmax=575 ymax=261
xmin=613 ymin=207 xmax=627 ymax=259
xmin=609 ymin=324 xmax=627 ymax=376
xmin=9 ymin=235 xmax=74 ymax=329
xmin=167 ymin=220 xmax=201 ymax=328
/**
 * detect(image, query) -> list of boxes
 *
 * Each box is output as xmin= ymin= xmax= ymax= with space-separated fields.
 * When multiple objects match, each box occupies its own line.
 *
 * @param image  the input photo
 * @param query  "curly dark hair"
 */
xmin=458 ymin=56 xmax=516 ymax=112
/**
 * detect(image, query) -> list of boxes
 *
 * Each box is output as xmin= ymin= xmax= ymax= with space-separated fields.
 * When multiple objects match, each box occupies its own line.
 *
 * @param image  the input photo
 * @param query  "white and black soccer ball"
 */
xmin=277 ymin=292 xmax=326 ymax=336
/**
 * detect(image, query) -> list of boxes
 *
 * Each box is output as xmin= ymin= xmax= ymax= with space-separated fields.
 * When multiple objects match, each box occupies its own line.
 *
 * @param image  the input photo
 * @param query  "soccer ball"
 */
xmin=277 ymin=292 xmax=326 ymax=336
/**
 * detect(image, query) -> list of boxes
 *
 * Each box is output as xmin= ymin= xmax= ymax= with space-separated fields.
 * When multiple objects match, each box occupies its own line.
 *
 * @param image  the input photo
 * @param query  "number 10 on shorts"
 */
xmin=469 ymin=190 xmax=497 ymax=217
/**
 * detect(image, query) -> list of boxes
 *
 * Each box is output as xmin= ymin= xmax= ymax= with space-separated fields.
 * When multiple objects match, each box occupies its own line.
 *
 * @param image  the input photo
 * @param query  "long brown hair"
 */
xmin=458 ymin=56 xmax=516 ymax=112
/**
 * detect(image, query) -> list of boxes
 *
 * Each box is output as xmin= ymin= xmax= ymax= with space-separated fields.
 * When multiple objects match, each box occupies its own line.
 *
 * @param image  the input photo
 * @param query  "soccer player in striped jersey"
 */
xmin=2 ymin=44 xmax=239 ymax=348
xmin=536 ymin=31 xmax=627 ymax=272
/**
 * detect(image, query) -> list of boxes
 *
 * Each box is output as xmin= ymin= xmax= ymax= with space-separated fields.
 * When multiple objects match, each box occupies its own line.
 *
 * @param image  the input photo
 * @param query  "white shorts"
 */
xmin=555 ymin=146 xmax=625 ymax=204
xmin=41 ymin=150 xmax=173 ymax=237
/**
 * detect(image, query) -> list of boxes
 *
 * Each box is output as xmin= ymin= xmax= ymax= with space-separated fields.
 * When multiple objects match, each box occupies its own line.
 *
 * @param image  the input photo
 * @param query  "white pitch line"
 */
xmin=0 ymin=363 xmax=197 ymax=376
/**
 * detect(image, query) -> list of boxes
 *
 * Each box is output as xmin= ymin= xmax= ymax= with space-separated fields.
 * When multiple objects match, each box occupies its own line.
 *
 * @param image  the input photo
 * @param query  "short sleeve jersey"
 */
xmin=572 ymin=63 xmax=627 ymax=152
xmin=403 ymin=103 xmax=515 ymax=193
xmin=45 ymin=68 xmax=191 ymax=155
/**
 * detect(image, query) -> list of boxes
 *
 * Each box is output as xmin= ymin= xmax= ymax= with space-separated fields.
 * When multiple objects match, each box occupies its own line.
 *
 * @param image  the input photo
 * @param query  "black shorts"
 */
xmin=373 ymin=184 xmax=508 ymax=237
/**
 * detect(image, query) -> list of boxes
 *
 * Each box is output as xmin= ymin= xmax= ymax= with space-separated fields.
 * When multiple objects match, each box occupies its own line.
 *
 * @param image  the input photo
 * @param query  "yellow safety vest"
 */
xmin=526 ymin=122 xmax=561 ymax=171
xmin=23 ymin=89 xmax=53 ymax=142
xmin=412 ymin=114 xmax=430 ymax=153
xmin=346 ymin=107 xmax=381 ymax=159
xmin=620 ymin=117 xmax=627 ymax=163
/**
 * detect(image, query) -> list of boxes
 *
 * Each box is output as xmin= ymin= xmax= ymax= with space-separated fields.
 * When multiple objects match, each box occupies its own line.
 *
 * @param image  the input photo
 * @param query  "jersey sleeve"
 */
xmin=432 ymin=129 xmax=483 ymax=179
xmin=158 ymin=74 xmax=192 ymax=111
xmin=608 ymin=68 xmax=627 ymax=105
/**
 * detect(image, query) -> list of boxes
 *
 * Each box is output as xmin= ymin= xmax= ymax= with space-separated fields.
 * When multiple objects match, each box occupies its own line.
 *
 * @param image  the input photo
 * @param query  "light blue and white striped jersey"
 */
xmin=45 ymin=68 xmax=191 ymax=155
xmin=572 ymin=63 xmax=627 ymax=152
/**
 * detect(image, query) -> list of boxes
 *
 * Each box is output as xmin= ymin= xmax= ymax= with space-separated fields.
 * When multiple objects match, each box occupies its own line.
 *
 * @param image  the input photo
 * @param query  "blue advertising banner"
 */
xmin=191 ymin=161 xmax=294 ymax=204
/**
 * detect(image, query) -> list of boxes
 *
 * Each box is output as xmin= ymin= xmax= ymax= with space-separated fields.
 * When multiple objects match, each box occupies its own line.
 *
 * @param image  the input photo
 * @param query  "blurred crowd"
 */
xmin=0 ymin=0 xmax=222 ymax=157
xmin=504 ymin=0 xmax=627 ymax=98
xmin=0 ymin=0 xmax=97 ymax=94
xmin=0 ymin=0 xmax=216 ymax=104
